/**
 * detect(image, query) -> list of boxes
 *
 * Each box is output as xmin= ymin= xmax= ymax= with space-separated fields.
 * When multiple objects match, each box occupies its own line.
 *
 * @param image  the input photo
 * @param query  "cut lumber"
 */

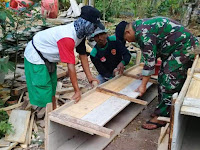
xmin=157 ymin=117 xmax=170 ymax=123
xmin=49 ymin=112 xmax=114 ymax=138
xmin=0 ymin=139 xmax=10 ymax=147
xmin=158 ymin=123 xmax=169 ymax=145
xmin=18 ymin=91 xmax=24 ymax=104
xmin=123 ymin=74 xmax=157 ymax=84
xmin=96 ymin=87 xmax=147 ymax=105
xmin=136 ymin=50 xmax=141 ymax=65
xmin=0 ymin=142 xmax=18 ymax=150
xmin=28 ymin=113 xmax=35 ymax=145
xmin=5 ymin=110 xmax=31 ymax=143
xmin=0 ymin=102 xmax=24 ymax=111
xmin=45 ymin=103 xmax=53 ymax=150
xmin=12 ymin=85 xmax=27 ymax=96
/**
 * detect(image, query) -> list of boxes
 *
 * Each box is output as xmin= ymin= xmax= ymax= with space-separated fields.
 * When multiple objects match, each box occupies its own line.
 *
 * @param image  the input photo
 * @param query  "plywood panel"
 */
xmin=185 ymin=78 xmax=200 ymax=99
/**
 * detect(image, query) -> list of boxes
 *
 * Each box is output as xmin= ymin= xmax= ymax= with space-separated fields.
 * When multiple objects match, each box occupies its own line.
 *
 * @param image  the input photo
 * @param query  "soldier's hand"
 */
xmin=72 ymin=91 xmax=81 ymax=103
xmin=135 ymin=84 xmax=146 ymax=96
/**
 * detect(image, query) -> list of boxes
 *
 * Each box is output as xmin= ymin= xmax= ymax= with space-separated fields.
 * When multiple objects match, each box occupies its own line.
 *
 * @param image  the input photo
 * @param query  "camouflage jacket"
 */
xmin=132 ymin=17 xmax=199 ymax=76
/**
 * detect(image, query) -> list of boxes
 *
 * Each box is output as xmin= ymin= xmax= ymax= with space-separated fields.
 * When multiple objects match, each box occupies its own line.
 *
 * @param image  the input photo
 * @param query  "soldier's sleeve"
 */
xmin=137 ymin=28 xmax=157 ymax=76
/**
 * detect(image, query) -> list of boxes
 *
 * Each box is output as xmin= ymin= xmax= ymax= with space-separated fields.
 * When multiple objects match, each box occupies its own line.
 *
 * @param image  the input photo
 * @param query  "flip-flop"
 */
xmin=142 ymin=121 xmax=166 ymax=130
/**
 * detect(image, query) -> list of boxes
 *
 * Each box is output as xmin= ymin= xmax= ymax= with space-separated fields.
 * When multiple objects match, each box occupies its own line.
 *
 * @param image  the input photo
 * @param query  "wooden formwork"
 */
xmin=171 ymin=55 xmax=200 ymax=150
xmin=45 ymin=64 xmax=158 ymax=150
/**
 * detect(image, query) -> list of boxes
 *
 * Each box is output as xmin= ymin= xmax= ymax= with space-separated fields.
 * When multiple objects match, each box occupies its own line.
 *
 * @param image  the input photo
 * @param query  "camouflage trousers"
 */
xmin=154 ymin=52 xmax=193 ymax=117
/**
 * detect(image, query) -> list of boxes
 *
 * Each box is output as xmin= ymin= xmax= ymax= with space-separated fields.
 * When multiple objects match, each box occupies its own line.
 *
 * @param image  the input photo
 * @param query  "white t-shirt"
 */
xmin=24 ymin=22 xmax=84 ymax=64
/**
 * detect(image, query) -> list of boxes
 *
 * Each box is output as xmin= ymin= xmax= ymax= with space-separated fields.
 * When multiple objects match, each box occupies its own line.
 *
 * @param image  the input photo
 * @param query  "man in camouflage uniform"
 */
xmin=117 ymin=17 xmax=199 ymax=129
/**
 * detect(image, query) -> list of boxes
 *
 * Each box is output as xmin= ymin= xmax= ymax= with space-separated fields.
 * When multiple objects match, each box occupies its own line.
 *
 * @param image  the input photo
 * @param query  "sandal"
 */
xmin=142 ymin=121 xmax=166 ymax=130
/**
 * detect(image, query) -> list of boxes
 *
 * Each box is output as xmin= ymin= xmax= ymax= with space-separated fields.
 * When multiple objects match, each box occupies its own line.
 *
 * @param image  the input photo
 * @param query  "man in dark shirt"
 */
xmin=90 ymin=28 xmax=131 ymax=84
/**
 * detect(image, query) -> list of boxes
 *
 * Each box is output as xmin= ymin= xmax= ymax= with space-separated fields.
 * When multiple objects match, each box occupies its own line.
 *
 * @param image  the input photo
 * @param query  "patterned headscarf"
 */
xmin=74 ymin=17 xmax=96 ymax=39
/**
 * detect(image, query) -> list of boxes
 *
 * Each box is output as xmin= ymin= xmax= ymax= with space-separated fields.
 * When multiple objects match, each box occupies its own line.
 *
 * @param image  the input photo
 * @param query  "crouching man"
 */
xmin=90 ymin=28 xmax=131 ymax=84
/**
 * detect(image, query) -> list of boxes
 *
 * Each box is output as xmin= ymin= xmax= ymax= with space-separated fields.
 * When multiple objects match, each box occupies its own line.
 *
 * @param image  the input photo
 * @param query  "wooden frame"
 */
xmin=46 ymin=64 xmax=157 ymax=150
xmin=171 ymin=55 xmax=199 ymax=150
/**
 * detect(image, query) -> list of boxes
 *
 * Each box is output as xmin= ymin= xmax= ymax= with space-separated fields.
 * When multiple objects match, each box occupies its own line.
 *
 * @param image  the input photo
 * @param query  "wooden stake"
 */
xmin=45 ymin=103 xmax=53 ymax=150
xmin=96 ymin=87 xmax=147 ymax=105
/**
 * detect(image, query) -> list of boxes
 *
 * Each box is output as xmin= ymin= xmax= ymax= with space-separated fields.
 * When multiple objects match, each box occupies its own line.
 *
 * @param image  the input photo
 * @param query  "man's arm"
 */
xmin=67 ymin=63 xmax=81 ymax=102
xmin=79 ymin=54 xmax=99 ymax=84
xmin=116 ymin=39 xmax=131 ymax=74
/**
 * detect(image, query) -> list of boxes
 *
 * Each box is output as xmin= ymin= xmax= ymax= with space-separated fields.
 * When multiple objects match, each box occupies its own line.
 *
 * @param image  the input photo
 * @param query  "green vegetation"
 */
xmin=95 ymin=0 xmax=190 ymax=21
xmin=0 ymin=110 xmax=13 ymax=139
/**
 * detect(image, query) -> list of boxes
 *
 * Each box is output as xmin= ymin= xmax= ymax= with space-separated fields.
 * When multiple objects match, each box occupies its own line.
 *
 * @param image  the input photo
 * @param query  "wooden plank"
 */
xmin=45 ymin=103 xmax=53 ymax=150
xmin=181 ymin=106 xmax=200 ymax=117
xmin=59 ymin=76 xmax=135 ymax=118
xmin=0 ymin=142 xmax=18 ymax=150
xmin=96 ymin=87 xmax=147 ymax=105
xmin=182 ymin=97 xmax=200 ymax=108
xmin=123 ymin=74 xmax=158 ymax=84
xmin=171 ymin=55 xmax=199 ymax=150
xmin=12 ymin=85 xmax=27 ymax=96
xmin=185 ymin=78 xmax=200 ymax=99
xmin=49 ymin=112 xmax=114 ymax=138
xmin=0 ymin=102 xmax=24 ymax=111
xmin=5 ymin=110 xmax=31 ymax=143
xmin=157 ymin=117 xmax=170 ymax=123
xmin=48 ymin=84 xmax=157 ymax=150
xmin=28 ymin=113 xmax=35 ymax=145
xmin=169 ymin=93 xmax=178 ymax=150
xmin=0 ymin=139 xmax=10 ymax=147
xmin=157 ymin=134 xmax=169 ymax=150
xmin=82 ymin=80 xmax=152 ymax=126
xmin=158 ymin=123 xmax=169 ymax=145
xmin=135 ymin=50 xmax=141 ymax=65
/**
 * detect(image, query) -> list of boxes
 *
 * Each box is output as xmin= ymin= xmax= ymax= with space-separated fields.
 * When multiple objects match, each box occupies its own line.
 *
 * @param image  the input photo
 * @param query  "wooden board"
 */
xmin=50 ymin=65 xmax=153 ymax=131
xmin=171 ymin=55 xmax=199 ymax=150
xmin=57 ymin=66 xmax=142 ymax=119
xmin=181 ymin=58 xmax=200 ymax=117
xmin=0 ymin=142 xmax=18 ymax=150
xmin=81 ymin=80 xmax=152 ymax=126
xmin=47 ymin=84 xmax=157 ymax=150
xmin=5 ymin=110 xmax=31 ymax=143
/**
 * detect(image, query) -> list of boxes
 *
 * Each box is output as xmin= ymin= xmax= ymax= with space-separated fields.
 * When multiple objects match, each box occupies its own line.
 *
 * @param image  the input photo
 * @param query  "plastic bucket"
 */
xmin=154 ymin=60 xmax=162 ymax=75
xmin=10 ymin=0 xmax=34 ymax=9
xmin=41 ymin=0 xmax=58 ymax=18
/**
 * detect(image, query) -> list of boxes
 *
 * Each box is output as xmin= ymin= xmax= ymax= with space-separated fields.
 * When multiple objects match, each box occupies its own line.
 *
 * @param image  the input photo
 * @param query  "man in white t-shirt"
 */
xmin=24 ymin=6 xmax=105 ymax=109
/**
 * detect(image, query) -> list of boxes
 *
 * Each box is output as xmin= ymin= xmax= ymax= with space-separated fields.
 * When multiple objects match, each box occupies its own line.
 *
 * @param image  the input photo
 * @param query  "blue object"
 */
xmin=5 ymin=2 xmax=10 ymax=8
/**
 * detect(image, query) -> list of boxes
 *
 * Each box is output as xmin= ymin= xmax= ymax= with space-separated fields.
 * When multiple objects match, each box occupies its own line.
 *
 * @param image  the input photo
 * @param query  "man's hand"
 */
xmin=72 ymin=91 xmax=81 ymax=103
xmin=135 ymin=84 xmax=146 ymax=96
xmin=117 ymin=62 xmax=125 ymax=74
xmin=88 ymin=77 xmax=100 ymax=87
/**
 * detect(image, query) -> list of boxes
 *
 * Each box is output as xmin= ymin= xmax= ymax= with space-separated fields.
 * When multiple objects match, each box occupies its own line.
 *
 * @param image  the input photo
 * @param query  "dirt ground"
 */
xmin=105 ymin=97 xmax=160 ymax=150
